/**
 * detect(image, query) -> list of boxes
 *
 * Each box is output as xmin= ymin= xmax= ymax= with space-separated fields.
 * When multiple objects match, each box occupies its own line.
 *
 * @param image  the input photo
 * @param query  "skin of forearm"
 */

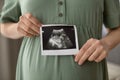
xmin=101 ymin=26 xmax=120 ymax=51
xmin=0 ymin=23 xmax=23 ymax=39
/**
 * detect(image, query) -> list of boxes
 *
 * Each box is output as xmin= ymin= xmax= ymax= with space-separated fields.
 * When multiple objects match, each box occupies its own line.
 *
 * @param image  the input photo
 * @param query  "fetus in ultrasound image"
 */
xmin=47 ymin=29 xmax=73 ymax=49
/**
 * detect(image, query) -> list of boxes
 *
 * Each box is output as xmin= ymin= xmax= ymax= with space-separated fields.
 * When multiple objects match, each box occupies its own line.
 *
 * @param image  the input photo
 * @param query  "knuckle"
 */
xmin=19 ymin=16 xmax=23 ymax=20
xmin=95 ymin=40 xmax=101 ymax=45
xmin=88 ymin=38 xmax=94 ymax=42
xmin=96 ymin=40 xmax=100 ymax=43
xmin=90 ymin=38 xmax=94 ymax=40
xmin=19 ymin=16 xmax=24 ymax=21
xmin=25 ymin=13 xmax=32 ymax=19
xmin=87 ymin=39 xmax=90 ymax=42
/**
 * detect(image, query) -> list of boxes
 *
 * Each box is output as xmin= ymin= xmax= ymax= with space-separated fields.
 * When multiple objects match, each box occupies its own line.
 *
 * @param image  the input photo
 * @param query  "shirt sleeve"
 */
xmin=0 ymin=0 xmax=21 ymax=23
xmin=103 ymin=0 xmax=120 ymax=29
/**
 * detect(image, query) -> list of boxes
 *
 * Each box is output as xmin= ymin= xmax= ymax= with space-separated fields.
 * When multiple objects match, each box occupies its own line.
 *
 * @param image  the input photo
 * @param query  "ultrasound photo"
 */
xmin=40 ymin=24 xmax=79 ymax=55
xmin=47 ymin=28 xmax=73 ymax=49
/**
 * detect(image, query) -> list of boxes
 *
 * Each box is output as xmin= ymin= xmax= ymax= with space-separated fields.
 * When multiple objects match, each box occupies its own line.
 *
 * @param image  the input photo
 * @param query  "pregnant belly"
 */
xmin=17 ymin=37 xmax=102 ymax=80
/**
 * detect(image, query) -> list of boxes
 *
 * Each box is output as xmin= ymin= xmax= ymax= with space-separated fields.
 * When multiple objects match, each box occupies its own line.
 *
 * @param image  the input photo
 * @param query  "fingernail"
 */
xmin=95 ymin=60 xmax=99 ymax=63
xmin=78 ymin=62 xmax=82 ymax=65
xmin=89 ymin=59 xmax=93 ymax=62
xmin=75 ymin=58 xmax=77 ymax=62
xmin=75 ymin=59 xmax=77 ymax=62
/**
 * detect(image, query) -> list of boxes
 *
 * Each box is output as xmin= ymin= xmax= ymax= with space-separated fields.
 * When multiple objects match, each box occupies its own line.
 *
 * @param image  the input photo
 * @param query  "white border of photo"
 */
xmin=40 ymin=24 xmax=79 ymax=56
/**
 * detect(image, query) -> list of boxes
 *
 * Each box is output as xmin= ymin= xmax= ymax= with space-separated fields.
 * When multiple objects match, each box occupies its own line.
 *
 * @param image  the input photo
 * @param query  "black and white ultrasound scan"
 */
xmin=40 ymin=24 xmax=79 ymax=55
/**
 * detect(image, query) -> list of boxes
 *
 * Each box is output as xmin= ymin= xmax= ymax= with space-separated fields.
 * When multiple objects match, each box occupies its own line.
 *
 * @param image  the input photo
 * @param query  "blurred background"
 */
xmin=0 ymin=0 xmax=120 ymax=80
xmin=0 ymin=1 xmax=22 ymax=80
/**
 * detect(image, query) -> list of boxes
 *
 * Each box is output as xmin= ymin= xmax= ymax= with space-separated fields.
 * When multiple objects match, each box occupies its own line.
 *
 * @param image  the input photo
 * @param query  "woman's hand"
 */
xmin=74 ymin=38 xmax=109 ymax=65
xmin=17 ymin=13 xmax=42 ymax=37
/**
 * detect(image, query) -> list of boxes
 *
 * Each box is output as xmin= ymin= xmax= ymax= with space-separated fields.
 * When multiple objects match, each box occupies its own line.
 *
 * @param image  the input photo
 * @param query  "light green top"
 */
xmin=0 ymin=0 xmax=120 ymax=80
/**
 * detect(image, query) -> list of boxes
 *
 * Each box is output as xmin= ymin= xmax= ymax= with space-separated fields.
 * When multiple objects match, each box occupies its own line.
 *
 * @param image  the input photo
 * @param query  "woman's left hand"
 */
xmin=74 ymin=38 xmax=109 ymax=65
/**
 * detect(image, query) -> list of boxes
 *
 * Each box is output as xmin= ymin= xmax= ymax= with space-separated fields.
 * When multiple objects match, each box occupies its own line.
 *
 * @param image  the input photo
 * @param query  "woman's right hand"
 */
xmin=17 ymin=13 xmax=42 ymax=37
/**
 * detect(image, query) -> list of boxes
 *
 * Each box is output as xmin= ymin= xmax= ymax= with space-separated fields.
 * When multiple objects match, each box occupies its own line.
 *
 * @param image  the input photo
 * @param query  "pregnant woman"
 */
xmin=0 ymin=0 xmax=120 ymax=80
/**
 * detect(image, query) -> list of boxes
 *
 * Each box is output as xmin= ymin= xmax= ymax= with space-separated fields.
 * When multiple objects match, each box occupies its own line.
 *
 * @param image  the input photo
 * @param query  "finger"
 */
xmin=75 ymin=49 xmax=84 ymax=62
xmin=20 ymin=17 xmax=38 ymax=35
xmin=17 ymin=25 xmax=33 ymax=37
xmin=21 ymin=16 xmax=40 ymax=34
xmin=24 ymin=13 xmax=42 ymax=27
xmin=18 ymin=19 xmax=36 ymax=36
xmin=75 ymin=38 xmax=94 ymax=62
xmin=88 ymin=46 xmax=103 ymax=61
xmin=94 ymin=51 xmax=107 ymax=62
xmin=78 ymin=41 xmax=96 ymax=65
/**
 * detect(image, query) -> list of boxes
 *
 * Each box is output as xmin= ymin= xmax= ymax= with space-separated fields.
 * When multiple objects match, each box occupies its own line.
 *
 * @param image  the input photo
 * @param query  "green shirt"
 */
xmin=0 ymin=0 xmax=120 ymax=80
